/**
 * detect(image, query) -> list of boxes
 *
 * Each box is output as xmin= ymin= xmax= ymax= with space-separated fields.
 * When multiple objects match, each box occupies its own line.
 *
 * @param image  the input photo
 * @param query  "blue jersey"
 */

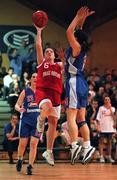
xmin=19 ymin=87 xmax=40 ymax=138
xmin=20 ymin=87 xmax=39 ymax=126
xmin=65 ymin=47 xmax=88 ymax=109
xmin=65 ymin=47 xmax=87 ymax=78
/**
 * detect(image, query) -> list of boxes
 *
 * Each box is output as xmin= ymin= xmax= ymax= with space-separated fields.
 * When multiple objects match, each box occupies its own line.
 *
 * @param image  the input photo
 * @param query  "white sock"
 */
xmin=47 ymin=149 xmax=52 ymax=153
xmin=71 ymin=141 xmax=78 ymax=149
xmin=18 ymin=156 xmax=23 ymax=160
xmin=100 ymin=155 xmax=104 ymax=158
xmin=83 ymin=141 xmax=90 ymax=148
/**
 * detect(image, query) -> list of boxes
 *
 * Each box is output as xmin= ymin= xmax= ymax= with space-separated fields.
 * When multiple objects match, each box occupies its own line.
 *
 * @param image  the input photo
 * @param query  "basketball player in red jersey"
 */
xmin=34 ymin=26 xmax=64 ymax=166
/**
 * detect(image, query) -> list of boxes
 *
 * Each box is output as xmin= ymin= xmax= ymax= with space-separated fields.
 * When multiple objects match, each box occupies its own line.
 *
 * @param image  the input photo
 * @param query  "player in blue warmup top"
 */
xmin=15 ymin=73 xmax=40 ymax=175
xmin=65 ymin=7 xmax=95 ymax=164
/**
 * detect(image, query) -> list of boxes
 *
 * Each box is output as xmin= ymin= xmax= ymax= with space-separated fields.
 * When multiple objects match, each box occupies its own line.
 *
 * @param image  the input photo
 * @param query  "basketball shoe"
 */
xmin=70 ymin=143 xmax=82 ymax=165
xmin=26 ymin=164 xmax=33 ymax=175
xmin=16 ymin=159 xmax=23 ymax=172
xmin=82 ymin=146 xmax=95 ymax=164
xmin=42 ymin=151 xmax=54 ymax=166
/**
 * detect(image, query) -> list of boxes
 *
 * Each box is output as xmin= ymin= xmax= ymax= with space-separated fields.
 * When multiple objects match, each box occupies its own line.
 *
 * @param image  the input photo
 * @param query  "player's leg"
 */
xmin=27 ymin=136 xmax=39 ymax=175
xmin=77 ymin=108 xmax=95 ymax=164
xmin=65 ymin=77 xmax=82 ymax=164
xmin=37 ymin=99 xmax=53 ymax=133
xmin=42 ymin=106 xmax=60 ymax=166
xmin=67 ymin=108 xmax=82 ymax=164
xmin=16 ymin=138 xmax=28 ymax=171
xmin=16 ymin=121 xmax=29 ymax=172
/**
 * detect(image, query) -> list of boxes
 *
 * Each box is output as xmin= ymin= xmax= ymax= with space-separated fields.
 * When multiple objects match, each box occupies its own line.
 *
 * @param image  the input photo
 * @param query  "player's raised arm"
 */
xmin=66 ymin=7 xmax=95 ymax=57
xmin=35 ymin=27 xmax=44 ymax=65
xmin=33 ymin=11 xmax=48 ymax=65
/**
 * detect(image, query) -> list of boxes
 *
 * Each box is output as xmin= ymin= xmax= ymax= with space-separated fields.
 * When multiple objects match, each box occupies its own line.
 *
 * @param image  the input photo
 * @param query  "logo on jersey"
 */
xmin=43 ymin=71 xmax=60 ymax=78
xmin=27 ymin=95 xmax=34 ymax=102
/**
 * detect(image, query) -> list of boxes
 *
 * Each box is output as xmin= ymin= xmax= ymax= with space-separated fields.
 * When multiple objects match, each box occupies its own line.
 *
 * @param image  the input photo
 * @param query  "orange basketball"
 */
xmin=32 ymin=10 xmax=48 ymax=28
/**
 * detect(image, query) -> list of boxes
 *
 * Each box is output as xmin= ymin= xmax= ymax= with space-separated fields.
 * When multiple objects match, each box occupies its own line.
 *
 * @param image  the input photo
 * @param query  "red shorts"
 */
xmin=35 ymin=88 xmax=61 ymax=106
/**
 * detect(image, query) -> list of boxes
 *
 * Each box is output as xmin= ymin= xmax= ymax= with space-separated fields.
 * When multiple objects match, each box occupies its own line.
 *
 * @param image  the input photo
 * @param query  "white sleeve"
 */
xmin=112 ymin=107 xmax=116 ymax=113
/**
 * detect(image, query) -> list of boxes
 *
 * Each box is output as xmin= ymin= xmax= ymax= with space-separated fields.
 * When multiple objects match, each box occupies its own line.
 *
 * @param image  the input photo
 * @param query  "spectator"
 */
xmin=112 ymin=69 xmax=117 ymax=82
xmin=18 ymin=40 xmax=29 ymax=57
xmin=94 ymin=86 xmax=105 ymax=106
xmin=3 ymin=67 xmax=14 ymax=100
xmin=0 ymin=67 xmax=7 ymax=98
xmin=86 ymin=99 xmax=98 ymax=131
xmin=111 ymin=92 xmax=117 ymax=109
xmin=100 ymin=68 xmax=112 ymax=85
xmin=87 ymin=68 xmax=100 ymax=89
xmin=96 ymin=96 xmax=116 ymax=163
xmin=0 ymin=66 xmax=7 ymax=78
xmin=87 ymin=99 xmax=99 ymax=149
xmin=88 ymin=83 xmax=96 ymax=99
xmin=2 ymin=113 xmax=19 ymax=164
xmin=9 ymin=48 xmax=22 ymax=77
xmin=8 ymin=82 xmax=21 ymax=112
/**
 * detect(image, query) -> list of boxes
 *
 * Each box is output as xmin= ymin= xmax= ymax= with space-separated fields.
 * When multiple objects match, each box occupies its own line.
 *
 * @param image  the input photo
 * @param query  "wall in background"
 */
xmin=89 ymin=18 xmax=117 ymax=73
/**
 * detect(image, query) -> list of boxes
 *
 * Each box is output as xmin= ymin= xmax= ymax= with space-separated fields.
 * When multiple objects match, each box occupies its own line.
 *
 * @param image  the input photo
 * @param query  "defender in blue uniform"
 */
xmin=19 ymin=87 xmax=39 ymax=138
xmin=15 ymin=73 xmax=39 ymax=175
xmin=65 ymin=7 xmax=95 ymax=164
xmin=65 ymin=46 xmax=88 ymax=109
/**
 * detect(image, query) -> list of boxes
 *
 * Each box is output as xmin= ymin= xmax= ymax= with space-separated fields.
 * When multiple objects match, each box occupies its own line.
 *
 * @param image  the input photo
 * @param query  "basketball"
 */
xmin=32 ymin=10 xmax=48 ymax=28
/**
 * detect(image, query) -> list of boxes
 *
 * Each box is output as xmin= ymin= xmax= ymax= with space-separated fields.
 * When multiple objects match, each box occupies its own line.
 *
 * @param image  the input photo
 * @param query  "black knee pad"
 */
xmin=78 ymin=121 xmax=86 ymax=129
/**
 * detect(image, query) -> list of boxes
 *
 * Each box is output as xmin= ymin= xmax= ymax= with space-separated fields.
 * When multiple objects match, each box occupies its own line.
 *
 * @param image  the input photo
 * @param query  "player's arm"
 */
xmin=15 ymin=90 xmax=26 ymax=113
xmin=35 ymin=27 xmax=44 ymax=65
xmin=66 ymin=7 xmax=95 ymax=57
xmin=66 ymin=10 xmax=81 ymax=57
xmin=76 ymin=7 xmax=95 ymax=30
xmin=55 ymin=47 xmax=65 ymax=70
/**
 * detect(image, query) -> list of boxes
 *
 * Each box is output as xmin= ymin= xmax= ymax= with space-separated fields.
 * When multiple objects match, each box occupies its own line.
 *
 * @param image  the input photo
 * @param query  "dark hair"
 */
xmin=8 ymin=67 xmax=14 ymax=71
xmin=28 ymin=72 xmax=37 ymax=79
xmin=74 ymin=29 xmax=92 ymax=52
xmin=11 ymin=113 xmax=18 ymax=119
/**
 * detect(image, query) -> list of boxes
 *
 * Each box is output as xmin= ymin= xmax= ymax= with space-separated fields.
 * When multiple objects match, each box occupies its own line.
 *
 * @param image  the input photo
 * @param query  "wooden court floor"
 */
xmin=0 ymin=161 xmax=117 ymax=180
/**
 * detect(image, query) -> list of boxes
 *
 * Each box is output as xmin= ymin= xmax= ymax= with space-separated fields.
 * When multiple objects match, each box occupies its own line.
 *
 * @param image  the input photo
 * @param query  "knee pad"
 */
xmin=78 ymin=121 xmax=86 ymax=129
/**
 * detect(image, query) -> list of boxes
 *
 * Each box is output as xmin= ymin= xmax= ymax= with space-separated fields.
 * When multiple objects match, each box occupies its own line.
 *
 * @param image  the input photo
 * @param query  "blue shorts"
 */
xmin=19 ymin=113 xmax=39 ymax=138
xmin=65 ymin=76 xmax=88 ymax=109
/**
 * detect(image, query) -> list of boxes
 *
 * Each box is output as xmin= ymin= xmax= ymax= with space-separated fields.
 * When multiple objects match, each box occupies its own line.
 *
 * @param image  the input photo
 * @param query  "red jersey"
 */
xmin=36 ymin=60 xmax=63 ymax=94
